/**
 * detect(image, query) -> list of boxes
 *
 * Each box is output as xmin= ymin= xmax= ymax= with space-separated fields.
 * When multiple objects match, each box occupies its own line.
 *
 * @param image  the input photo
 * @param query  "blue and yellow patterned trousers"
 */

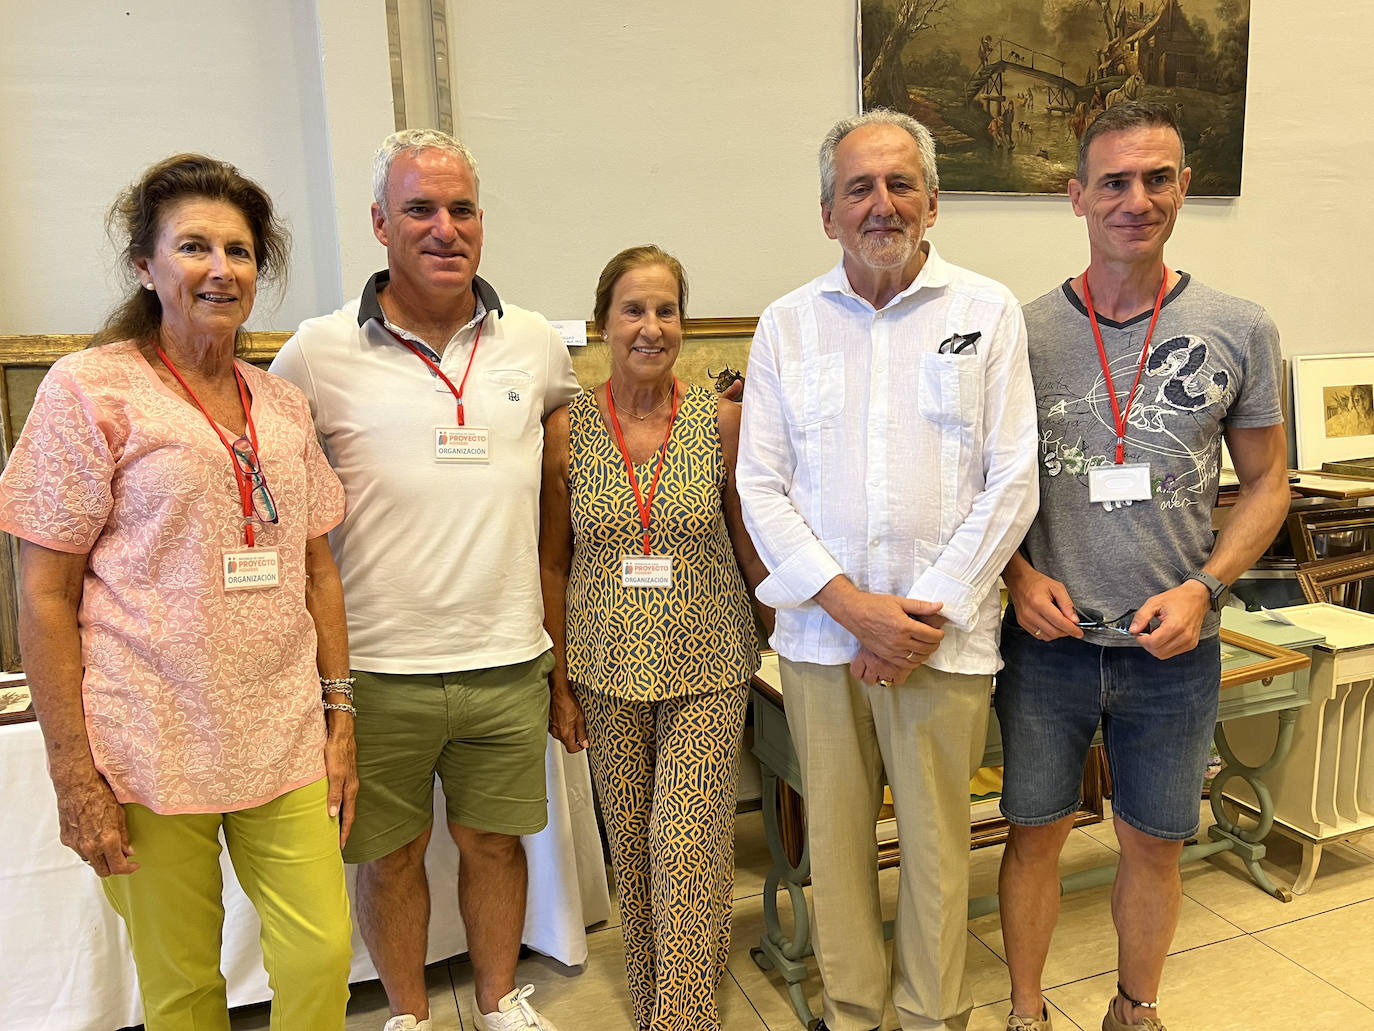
xmin=578 ymin=684 xmax=749 ymax=1031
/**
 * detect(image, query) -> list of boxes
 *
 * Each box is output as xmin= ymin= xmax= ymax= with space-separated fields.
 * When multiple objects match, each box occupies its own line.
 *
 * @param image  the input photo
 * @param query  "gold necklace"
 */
xmin=608 ymin=382 xmax=674 ymax=420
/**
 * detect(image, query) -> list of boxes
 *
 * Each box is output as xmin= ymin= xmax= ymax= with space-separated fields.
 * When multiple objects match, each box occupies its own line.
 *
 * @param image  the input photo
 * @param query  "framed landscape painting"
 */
xmin=860 ymin=0 xmax=1251 ymax=195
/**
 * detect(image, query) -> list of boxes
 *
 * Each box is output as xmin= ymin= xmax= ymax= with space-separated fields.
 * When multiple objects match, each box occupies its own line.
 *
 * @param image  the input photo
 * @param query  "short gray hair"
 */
xmin=819 ymin=108 xmax=939 ymax=205
xmin=1075 ymin=101 xmax=1185 ymax=184
xmin=372 ymin=128 xmax=480 ymax=208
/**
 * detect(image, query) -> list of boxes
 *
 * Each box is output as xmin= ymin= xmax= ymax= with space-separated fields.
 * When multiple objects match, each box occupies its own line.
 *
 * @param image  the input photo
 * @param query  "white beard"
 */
xmin=843 ymin=222 xmax=920 ymax=272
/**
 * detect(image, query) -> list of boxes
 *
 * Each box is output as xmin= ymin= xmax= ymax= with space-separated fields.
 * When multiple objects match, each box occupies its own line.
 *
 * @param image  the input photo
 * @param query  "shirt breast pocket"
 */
xmin=790 ymin=352 xmax=846 ymax=427
xmin=916 ymin=353 xmax=980 ymax=428
xmin=481 ymin=369 xmax=537 ymax=435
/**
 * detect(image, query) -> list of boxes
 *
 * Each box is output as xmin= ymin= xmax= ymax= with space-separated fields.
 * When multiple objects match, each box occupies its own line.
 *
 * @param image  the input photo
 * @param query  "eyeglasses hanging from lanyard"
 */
xmin=155 ymin=345 xmax=278 ymax=547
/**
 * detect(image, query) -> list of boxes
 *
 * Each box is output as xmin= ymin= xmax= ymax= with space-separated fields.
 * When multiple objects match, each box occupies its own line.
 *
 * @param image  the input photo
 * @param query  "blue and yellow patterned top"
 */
xmin=566 ymin=385 xmax=760 ymax=700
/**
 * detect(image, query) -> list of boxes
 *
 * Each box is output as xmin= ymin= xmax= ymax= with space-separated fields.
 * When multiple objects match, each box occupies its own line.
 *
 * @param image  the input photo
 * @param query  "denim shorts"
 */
xmin=995 ymin=610 xmax=1221 ymax=840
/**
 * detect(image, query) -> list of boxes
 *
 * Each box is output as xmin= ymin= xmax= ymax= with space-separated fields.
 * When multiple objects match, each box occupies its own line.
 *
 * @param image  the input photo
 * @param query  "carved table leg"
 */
xmin=1206 ymin=709 xmax=1298 ymax=901
xmin=1292 ymin=841 xmax=1323 ymax=896
xmin=751 ymin=768 xmax=816 ymax=1027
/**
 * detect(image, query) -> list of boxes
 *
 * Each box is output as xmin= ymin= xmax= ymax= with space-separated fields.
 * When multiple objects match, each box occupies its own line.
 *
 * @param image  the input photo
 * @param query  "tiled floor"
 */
xmin=229 ymin=802 xmax=1374 ymax=1030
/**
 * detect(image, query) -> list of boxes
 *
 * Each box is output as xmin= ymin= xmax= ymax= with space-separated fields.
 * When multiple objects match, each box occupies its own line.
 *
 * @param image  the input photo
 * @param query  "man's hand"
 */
xmin=817 ymin=577 xmax=946 ymax=666
xmin=852 ymin=593 xmax=946 ymax=665
xmin=1131 ymin=579 xmax=1211 ymax=660
xmin=1004 ymin=560 xmax=1082 ymax=642
xmin=850 ymin=646 xmax=917 ymax=686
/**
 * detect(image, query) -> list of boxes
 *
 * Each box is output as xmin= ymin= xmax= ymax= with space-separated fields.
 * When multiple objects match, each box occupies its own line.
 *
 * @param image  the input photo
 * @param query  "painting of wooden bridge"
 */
xmin=860 ymin=0 xmax=1250 ymax=195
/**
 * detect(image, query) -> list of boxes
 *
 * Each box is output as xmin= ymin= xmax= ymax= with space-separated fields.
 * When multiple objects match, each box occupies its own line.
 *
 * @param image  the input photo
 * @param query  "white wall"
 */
xmin=0 ymin=0 xmax=344 ymax=334
xmin=2 ymin=0 xmax=1368 ymax=360
xmin=440 ymin=1 xmax=1371 ymax=356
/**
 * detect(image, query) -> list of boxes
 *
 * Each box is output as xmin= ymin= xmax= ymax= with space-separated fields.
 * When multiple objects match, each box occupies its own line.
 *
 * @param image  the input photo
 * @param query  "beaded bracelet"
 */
xmin=320 ymin=676 xmax=356 ymax=689
xmin=323 ymin=701 xmax=357 ymax=716
xmin=322 ymin=684 xmax=354 ymax=700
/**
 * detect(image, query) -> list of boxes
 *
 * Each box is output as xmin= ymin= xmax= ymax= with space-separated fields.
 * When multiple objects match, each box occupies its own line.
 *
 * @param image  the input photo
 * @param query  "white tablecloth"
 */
xmin=0 ymin=721 xmax=610 ymax=1030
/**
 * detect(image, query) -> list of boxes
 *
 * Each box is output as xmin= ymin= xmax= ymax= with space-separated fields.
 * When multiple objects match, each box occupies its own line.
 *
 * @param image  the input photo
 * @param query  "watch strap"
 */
xmin=1186 ymin=571 xmax=1227 ymax=611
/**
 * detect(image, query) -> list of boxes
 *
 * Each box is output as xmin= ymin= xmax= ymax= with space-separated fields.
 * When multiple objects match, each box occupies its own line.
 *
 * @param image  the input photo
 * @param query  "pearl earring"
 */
xmin=144 ymin=282 xmax=155 ymax=291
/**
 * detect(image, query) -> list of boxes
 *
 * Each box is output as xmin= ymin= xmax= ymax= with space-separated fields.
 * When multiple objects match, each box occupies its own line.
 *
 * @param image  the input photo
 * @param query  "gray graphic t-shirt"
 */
xmin=1018 ymin=275 xmax=1281 ymax=646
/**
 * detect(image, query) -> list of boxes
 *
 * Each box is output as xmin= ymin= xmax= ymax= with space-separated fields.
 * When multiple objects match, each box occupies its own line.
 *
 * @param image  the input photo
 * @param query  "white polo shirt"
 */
xmin=272 ymin=271 xmax=580 ymax=673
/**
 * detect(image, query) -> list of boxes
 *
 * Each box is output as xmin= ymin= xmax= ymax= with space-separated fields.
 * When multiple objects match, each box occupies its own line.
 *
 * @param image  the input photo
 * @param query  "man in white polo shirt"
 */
xmin=272 ymin=129 xmax=578 ymax=1031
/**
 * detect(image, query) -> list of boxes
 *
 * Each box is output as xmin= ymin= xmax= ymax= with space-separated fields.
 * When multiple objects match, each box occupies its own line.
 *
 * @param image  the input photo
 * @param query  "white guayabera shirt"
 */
xmin=737 ymin=244 xmax=1040 ymax=675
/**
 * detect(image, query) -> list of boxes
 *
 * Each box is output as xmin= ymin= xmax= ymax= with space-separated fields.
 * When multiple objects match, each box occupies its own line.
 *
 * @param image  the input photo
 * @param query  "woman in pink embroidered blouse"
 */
xmin=0 ymin=154 xmax=356 ymax=1029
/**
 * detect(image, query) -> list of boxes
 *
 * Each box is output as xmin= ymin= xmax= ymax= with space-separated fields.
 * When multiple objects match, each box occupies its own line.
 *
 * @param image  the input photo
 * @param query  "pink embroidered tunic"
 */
xmin=0 ymin=341 xmax=346 ymax=814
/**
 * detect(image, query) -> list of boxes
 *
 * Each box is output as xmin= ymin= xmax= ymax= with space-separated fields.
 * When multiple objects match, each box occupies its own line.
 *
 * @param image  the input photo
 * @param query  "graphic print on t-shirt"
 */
xmin=1038 ymin=332 xmax=1234 ymax=514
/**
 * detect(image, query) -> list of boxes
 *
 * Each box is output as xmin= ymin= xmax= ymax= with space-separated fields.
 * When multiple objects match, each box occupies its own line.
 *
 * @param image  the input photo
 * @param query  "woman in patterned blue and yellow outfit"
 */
xmin=539 ymin=245 xmax=770 ymax=1031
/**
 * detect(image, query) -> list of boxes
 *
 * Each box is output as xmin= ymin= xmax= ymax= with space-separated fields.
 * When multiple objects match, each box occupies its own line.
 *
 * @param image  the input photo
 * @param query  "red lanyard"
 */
xmin=155 ymin=346 xmax=263 ymax=547
xmin=382 ymin=321 xmax=483 ymax=426
xmin=606 ymin=380 xmax=680 ymax=556
xmin=1082 ymin=267 xmax=1169 ymax=464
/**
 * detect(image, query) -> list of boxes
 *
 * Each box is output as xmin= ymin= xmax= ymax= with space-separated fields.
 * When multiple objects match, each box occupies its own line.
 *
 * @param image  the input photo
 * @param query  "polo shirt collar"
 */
xmin=356 ymin=269 xmax=504 ymax=328
xmin=821 ymin=241 xmax=952 ymax=310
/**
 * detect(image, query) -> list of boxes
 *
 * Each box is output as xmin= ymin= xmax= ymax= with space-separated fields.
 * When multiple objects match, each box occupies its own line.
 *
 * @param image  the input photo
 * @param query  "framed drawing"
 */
xmin=1292 ymin=352 xmax=1374 ymax=469
xmin=0 ymin=676 xmax=32 ymax=726
xmin=859 ymin=0 xmax=1251 ymax=195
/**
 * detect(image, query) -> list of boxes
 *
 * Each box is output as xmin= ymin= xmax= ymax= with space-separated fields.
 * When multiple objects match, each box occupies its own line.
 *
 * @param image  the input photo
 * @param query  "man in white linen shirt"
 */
xmin=737 ymin=109 xmax=1039 ymax=1031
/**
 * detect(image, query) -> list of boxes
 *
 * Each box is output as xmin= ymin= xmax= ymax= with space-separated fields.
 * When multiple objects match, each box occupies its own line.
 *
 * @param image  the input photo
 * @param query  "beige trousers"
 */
xmin=780 ymin=659 xmax=991 ymax=1031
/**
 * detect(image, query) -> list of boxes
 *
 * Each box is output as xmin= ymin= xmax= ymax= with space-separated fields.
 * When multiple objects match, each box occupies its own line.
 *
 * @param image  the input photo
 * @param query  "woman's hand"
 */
xmin=549 ymin=683 xmax=588 ymax=754
xmin=17 ymin=541 xmax=136 ymax=877
xmin=324 ymin=718 xmax=358 ymax=846
xmin=53 ymin=767 xmax=138 ymax=877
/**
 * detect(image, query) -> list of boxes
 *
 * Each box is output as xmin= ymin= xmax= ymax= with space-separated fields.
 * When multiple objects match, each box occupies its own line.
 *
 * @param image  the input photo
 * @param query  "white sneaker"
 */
xmin=474 ymin=985 xmax=560 ymax=1030
xmin=382 ymin=1016 xmax=431 ymax=1031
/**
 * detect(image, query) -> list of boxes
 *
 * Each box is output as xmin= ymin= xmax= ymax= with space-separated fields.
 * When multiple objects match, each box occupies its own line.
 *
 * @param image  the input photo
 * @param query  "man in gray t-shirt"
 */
xmin=994 ymin=103 xmax=1290 ymax=1031
xmin=1019 ymin=273 xmax=1282 ymax=645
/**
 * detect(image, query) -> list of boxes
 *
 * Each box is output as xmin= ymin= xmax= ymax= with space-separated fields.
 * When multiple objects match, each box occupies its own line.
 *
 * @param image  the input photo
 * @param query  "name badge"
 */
xmin=223 ymin=548 xmax=281 ymax=591
xmin=621 ymin=555 xmax=674 ymax=589
xmin=435 ymin=426 xmax=490 ymax=463
xmin=1088 ymin=462 xmax=1153 ymax=503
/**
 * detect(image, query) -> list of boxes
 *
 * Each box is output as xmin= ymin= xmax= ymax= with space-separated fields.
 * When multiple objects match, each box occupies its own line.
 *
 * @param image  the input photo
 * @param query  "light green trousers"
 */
xmin=101 ymin=777 xmax=353 ymax=1030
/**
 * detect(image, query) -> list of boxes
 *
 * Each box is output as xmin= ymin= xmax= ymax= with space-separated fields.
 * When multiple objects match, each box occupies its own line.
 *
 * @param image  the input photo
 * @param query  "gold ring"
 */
xmin=878 ymin=677 xmax=893 ymax=687
xmin=905 ymin=650 xmax=914 ymax=661
xmin=1033 ymin=629 xmax=1042 ymax=638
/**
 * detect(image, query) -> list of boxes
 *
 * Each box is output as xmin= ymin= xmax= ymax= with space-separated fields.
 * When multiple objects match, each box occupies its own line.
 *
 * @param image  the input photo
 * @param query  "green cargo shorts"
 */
xmin=341 ymin=651 xmax=555 ymax=864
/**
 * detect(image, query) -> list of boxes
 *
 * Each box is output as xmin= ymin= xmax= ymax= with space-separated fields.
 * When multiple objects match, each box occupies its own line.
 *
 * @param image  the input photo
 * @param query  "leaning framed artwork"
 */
xmin=859 ymin=0 xmax=1251 ymax=195
xmin=1295 ymin=553 xmax=1374 ymax=613
xmin=0 ymin=676 xmax=32 ymax=726
xmin=1292 ymin=352 xmax=1374 ymax=469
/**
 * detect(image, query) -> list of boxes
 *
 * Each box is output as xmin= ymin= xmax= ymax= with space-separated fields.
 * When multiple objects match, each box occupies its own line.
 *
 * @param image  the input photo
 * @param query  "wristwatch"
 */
xmin=1184 ymin=571 xmax=1228 ymax=612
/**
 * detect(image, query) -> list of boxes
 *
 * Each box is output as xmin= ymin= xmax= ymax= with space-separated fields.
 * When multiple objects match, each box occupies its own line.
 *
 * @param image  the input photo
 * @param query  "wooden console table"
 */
xmin=747 ymin=608 xmax=1317 ymax=1028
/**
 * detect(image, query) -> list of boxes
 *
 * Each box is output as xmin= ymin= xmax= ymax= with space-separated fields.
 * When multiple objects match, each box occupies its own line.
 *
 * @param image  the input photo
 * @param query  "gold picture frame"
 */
xmin=1295 ymin=552 xmax=1374 ymax=611
xmin=0 ymin=320 xmax=762 ymax=673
